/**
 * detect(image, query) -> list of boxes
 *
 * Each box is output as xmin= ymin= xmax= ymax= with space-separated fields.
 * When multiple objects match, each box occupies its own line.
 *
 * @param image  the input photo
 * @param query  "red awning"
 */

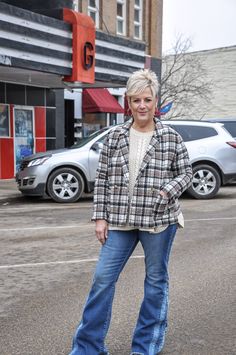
xmin=82 ymin=88 xmax=124 ymax=113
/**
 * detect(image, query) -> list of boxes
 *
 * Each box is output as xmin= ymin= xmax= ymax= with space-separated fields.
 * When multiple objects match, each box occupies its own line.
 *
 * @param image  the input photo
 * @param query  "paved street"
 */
xmin=0 ymin=181 xmax=235 ymax=355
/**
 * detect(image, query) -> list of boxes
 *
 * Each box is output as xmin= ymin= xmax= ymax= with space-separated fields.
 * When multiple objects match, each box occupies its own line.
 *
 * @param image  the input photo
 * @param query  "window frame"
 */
xmin=72 ymin=0 xmax=79 ymax=11
xmin=116 ymin=0 xmax=126 ymax=36
xmin=134 ymin=0 xmax=143 ymax=40
xmin=88 ymin=0 xmax=100 ymax=28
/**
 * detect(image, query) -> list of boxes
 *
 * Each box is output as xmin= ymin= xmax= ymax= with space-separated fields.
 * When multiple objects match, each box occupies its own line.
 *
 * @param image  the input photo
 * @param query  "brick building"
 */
xmin=72 ymin=0 xmax=163 ymax=138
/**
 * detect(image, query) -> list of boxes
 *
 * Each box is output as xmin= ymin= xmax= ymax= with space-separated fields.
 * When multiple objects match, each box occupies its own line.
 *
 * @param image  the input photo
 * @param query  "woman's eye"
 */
xmin=132 ymin=98 xmax=152 ymax=103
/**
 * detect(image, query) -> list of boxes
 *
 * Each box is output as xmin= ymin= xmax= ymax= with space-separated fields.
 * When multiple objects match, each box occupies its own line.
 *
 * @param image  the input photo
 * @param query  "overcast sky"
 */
xmin=162 ymin=0 xmax=236 ymax=53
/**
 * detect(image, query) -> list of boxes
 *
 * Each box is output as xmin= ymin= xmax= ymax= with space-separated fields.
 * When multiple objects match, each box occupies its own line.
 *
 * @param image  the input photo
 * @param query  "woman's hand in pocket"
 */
xmin=159 ymin=190 xmax=168 ymax=198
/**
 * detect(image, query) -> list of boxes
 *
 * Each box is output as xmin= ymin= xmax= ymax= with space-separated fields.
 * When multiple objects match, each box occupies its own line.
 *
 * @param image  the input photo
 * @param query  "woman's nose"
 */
xmin=139 ymin=100 xmax=146 ymax=108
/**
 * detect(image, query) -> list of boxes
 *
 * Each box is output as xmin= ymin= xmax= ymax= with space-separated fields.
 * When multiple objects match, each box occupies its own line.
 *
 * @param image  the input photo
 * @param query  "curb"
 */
xmin=0 ymin=179 xmax=21 ymax=202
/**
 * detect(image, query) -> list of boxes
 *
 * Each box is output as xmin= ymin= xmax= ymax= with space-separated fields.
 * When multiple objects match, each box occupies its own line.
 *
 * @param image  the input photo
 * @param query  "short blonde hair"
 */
xmin=126 ymin=69 xmax=159 ymax=98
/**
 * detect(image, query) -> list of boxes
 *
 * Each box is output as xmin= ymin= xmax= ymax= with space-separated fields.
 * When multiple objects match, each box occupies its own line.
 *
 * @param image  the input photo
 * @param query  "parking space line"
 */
xmin=0 ymin=217 xmax=236 ymax=233
xmin=0 ymin=255 xmax=144 ymax=270
xmin=0 ymin=204 xmax=92 ymax=212
xmin=185 ymin=217 xmax=236 ymax=221
xmin=0 ymin=224 xmax=92 ymax=232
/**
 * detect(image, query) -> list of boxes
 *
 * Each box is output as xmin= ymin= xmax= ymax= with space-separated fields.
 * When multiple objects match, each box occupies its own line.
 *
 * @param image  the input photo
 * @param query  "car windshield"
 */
xmin=69 ymin=127 xmax=109 ymax=149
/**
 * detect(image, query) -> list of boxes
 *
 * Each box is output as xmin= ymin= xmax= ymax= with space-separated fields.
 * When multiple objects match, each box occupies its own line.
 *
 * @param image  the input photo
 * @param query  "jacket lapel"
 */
xmin=118 ymin=119 xmax=132 ymax=184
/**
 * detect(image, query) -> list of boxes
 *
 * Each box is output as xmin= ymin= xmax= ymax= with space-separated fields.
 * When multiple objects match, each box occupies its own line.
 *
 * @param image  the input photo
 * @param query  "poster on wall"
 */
xmin=0 ymin=104 xmax=10 ymax=137
xmin=14 ymin=108 xmax=34 ymax=172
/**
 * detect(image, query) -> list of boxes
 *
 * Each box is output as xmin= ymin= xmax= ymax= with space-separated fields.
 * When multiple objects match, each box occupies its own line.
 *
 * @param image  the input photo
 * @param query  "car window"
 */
xmin=222 ymin=122 xmax=236 ymax=138
xmin=69 ymin=127 xmax=109 ymax=149
xmin=170 ymin=124 xmax=218 ymax=142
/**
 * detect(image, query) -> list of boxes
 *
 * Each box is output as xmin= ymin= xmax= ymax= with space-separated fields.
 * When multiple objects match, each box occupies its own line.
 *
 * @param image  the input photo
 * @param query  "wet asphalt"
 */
xmin=0 ymin=180 xmax=235 ymax=355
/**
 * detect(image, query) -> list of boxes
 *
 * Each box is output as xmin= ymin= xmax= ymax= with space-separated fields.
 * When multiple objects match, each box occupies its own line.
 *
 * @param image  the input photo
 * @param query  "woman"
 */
xmin=70 ymin=69 xmax=193 ymax=355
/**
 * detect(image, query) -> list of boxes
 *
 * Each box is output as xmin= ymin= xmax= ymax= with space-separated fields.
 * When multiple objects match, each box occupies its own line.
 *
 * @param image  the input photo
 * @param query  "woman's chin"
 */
xmin=136 ymin=115 xmax=151 ymax=122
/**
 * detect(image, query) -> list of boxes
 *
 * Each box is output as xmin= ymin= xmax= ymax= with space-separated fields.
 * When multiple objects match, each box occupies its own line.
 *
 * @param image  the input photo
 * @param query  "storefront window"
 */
xmin=82 ymin=112 xmax=106 ymax=137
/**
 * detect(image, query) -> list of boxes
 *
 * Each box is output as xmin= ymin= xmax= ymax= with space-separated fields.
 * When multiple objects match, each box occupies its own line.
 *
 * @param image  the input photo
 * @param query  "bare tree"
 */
xmin=160 ymin=36 xmax=214 ymax=119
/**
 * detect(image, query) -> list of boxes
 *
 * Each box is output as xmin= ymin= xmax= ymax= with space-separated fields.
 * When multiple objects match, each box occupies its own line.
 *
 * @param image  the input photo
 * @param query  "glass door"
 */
xmin=14 ymin=107 xmax=34 ymax=172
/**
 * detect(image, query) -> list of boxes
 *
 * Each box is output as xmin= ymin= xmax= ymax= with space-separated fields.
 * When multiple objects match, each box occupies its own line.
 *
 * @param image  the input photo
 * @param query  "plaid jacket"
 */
xmin=92 ymin=118 xmax=193 ymax=228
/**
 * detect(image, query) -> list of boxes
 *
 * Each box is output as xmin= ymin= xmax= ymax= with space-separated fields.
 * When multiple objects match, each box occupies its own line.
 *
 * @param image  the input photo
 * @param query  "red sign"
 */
xmin=63 ymin=9 xmax=95 ymax=84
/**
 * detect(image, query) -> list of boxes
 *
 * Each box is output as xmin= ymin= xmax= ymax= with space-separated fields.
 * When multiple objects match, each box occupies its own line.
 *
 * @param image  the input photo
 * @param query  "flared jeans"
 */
xmin=69 ymin=224 xmax=177 ymax=355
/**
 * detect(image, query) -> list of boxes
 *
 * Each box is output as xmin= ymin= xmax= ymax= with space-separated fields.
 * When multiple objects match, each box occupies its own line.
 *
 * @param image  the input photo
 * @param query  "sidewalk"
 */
xmin=0 ymin=179 xmax=21 ymax=201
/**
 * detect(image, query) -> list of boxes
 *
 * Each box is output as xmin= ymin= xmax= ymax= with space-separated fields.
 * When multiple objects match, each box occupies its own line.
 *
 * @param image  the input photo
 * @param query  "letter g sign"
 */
xmin=83 ymin=42 xmax=94 ymax=70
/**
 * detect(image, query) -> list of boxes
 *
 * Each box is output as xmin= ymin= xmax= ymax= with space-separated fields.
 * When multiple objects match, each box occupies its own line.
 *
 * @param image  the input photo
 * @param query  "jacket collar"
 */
xmin=120 ymin=117 xmax=165 ymax=137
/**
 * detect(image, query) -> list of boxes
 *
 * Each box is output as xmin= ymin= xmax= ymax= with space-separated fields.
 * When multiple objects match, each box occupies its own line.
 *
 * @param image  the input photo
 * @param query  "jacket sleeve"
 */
xmin=162 ymin=133 xmax=193 ymax=200
xmin=91 ymin=135 xmax=110 ymax=221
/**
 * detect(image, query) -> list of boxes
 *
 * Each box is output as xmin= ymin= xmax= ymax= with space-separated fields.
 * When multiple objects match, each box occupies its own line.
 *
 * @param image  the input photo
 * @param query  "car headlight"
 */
xmin=27 ymin=156 xmax=50 ymax=167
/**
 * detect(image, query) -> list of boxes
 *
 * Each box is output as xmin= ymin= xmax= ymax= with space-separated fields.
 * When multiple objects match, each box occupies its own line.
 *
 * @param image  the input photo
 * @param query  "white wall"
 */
xmin=163 ymin=46 xmax=236 ymax=119
xmin=201 ymin=46 xmax=236 ymax=118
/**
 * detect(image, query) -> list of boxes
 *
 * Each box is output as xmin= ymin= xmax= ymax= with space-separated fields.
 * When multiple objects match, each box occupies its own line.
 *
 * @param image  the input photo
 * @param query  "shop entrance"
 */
xmin=65 ymin=99 xmax=75 ymax=147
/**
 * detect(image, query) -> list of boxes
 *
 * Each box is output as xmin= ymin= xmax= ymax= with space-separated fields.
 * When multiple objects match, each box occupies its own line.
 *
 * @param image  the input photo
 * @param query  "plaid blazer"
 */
xmin=92 ymin=118 xmax=193 ymax=228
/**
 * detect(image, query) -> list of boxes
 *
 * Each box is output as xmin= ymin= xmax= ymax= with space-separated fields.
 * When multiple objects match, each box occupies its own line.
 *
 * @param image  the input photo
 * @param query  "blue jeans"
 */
xmin=70 ymin=224 xmax=177 ymax=355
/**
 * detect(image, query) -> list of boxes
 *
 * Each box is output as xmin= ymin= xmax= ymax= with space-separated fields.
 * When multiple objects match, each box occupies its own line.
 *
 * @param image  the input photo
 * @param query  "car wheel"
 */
xmin=47 ymin=168 xmax=84 ymax=203
xmin=187 ymin=164 xmax=221 ymax=199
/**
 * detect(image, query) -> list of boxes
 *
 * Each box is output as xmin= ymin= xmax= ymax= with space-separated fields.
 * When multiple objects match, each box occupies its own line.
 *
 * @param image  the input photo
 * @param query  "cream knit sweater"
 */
xmin=128 ymin=127 xmax=154 ymax=198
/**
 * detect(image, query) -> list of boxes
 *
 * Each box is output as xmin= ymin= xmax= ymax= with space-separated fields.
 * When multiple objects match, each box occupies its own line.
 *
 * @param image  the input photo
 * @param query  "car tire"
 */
xmin=187 ymin=164 xmax=221 ymax=199
xmin=47 ymin=168 xmax=84 ymax=203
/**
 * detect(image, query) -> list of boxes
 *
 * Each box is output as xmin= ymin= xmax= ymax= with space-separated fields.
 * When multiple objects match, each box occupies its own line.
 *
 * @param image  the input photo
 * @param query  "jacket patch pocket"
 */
xmin=153 ymin=195 xmax=169 ymax=216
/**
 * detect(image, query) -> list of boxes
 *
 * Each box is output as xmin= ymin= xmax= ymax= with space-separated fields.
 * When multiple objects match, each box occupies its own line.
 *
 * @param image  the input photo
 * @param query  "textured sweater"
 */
xmin=129 ymin=127 xmax=154 ymax=198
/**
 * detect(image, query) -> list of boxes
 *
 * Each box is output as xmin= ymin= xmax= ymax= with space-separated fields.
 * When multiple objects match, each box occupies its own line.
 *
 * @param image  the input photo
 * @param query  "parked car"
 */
xmin=16 ymin=120 xmax=236 ymax=202
xmin=163 ymin=120 xmax=236 ymax=198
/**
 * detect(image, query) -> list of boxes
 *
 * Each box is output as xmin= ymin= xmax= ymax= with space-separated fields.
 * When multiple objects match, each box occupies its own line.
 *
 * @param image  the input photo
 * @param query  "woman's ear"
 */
xmin=125 ymin=95 xmax=132 ymax=116
xmin=127 ymin=96 xmax=131 ymax=109
xmin=127 ymin=108 xmax=132 ymax=116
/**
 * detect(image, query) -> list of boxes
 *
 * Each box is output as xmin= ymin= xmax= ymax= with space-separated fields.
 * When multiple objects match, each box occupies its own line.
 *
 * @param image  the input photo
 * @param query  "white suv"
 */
xmin=163 ymin=120 xmax=236 ymax=199
xmin=16 ymin=120 xmax=236 ymax=202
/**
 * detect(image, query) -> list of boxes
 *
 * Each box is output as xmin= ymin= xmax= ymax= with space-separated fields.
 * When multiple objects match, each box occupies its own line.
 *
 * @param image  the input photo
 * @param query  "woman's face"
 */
xmin=129 ymin=87 xmax=157 ymax=126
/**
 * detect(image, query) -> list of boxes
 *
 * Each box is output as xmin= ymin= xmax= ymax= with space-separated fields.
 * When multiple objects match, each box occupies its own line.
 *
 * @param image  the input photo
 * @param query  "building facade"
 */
xmin=0 ymin=0 xmax=163 ymax=178
xmin=0 ymin=0 xmax=96 ymax=178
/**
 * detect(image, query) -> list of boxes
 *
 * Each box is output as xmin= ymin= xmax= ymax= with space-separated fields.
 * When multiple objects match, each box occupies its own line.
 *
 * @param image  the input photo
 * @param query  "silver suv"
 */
xmin=16 ymin=120 xmax=236 ymax=202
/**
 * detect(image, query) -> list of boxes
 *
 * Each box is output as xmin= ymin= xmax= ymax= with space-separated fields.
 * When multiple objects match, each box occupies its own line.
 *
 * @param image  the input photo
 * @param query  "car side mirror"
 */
xmin=91 ymin=141 xmax=103 ymax=151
